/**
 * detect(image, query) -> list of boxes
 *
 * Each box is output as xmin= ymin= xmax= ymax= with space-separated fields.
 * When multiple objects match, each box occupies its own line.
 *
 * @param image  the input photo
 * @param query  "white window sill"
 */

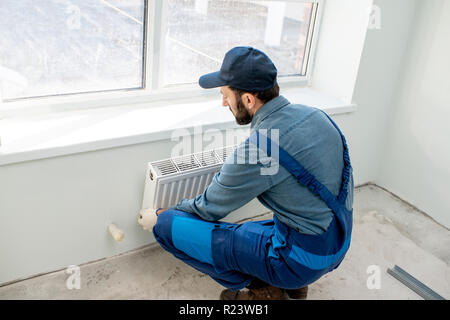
xmin=0 ymin=87 xmax=357 ymax=166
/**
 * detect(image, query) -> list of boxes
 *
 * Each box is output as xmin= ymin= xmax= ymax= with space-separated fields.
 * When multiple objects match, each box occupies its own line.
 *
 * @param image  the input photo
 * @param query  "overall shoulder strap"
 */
xmin=319 ymin=111 xmax=352 ymax=205
xmin=247 ymin=111 xmax=352 ymax=235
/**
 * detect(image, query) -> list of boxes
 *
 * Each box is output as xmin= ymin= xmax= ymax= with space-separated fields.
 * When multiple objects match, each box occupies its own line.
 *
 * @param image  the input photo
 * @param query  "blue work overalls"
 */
xmin=153 ymin=112 xmax=353 ymax=291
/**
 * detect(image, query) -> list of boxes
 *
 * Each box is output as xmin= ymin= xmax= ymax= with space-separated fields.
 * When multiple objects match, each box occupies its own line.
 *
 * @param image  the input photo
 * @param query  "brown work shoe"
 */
xmin=220 ymin=285 xmax=289 ymax=300
xmin=285 ymin=286 xmax=308 ymax=300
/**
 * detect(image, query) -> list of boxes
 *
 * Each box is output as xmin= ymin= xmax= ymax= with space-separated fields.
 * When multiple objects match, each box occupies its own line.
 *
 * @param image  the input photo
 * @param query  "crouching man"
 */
xmin=139 ymin=46 xmax=354 ymax=300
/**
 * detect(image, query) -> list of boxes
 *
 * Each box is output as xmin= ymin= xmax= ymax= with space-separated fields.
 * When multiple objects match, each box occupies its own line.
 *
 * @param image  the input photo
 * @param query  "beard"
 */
xmin=234 ymin=97 xmax=253 ymax=125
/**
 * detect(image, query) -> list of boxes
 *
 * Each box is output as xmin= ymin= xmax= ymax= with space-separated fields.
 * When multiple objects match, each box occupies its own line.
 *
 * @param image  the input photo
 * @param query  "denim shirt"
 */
xmin=170 ymin=96 xmax=354 ymax=235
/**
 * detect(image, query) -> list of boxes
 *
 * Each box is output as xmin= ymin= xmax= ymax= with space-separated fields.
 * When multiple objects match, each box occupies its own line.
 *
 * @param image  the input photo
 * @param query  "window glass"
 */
xmin=0 ymin=0 xmax=146 ymax=101
xmin=163 ymin=0 xmax=316 ymax=87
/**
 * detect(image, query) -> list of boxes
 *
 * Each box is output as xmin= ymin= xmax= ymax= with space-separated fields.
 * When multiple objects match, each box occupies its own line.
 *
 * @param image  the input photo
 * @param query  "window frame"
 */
xmin=0 ymin=0 xmax=324 ymax=115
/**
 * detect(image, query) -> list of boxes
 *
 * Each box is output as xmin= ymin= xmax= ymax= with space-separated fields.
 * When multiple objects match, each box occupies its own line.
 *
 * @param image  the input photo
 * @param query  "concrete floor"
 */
xmin=1 ymin=184 xmax=449 ymax=300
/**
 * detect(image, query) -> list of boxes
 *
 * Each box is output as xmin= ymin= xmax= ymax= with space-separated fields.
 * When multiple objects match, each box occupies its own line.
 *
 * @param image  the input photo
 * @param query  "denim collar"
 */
xmin=250 ymin=96 xmax=291 ymax=129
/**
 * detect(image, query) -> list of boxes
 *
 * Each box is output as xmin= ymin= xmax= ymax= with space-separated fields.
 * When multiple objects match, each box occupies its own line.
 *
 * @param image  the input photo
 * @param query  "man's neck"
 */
xmin=251 ymin=100 xmax=265 ymax=116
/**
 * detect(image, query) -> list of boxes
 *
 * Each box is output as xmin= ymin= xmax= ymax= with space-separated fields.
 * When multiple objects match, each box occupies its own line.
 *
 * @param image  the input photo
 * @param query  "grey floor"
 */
xmin=1 ymin=184 xmax=449 ymax=300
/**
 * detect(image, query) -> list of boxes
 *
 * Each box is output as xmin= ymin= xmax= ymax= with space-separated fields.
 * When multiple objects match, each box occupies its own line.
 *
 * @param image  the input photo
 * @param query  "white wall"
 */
xmin=0 ymin=129 xmax=264 ymax=285
xmin=377 ymin=0 xmax=450 ymax=228
xmin=0 ymin=0 xmax=421 ymax=284
xmin=330 ymin=0 xmax=419 ymax=186
xmin=312 ymin=0 xmax=373 ymax=103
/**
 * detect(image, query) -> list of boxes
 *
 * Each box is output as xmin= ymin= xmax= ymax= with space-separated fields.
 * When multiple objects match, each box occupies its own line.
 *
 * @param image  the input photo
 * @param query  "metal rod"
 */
xmin=387 ymin=265 xmax=446 ymax=300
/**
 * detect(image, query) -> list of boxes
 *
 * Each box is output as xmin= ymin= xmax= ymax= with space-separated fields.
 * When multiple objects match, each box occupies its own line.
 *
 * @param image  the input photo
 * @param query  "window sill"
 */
xmin=0 ymin=87 xmax=356 ymax=166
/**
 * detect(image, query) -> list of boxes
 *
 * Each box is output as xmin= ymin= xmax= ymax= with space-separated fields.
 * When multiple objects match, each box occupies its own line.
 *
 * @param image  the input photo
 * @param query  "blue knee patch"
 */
xmin=153 ymin=211 xmax=174 ymax=247
xmin=171 ymin=216 xmax=215 ymax=265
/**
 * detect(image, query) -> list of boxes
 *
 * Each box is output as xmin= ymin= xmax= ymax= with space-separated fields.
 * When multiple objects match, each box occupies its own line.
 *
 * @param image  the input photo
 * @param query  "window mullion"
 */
xmin=143 ymin=0 xmax=152 ymax=92
xmin=147 ymin=0 xmax=167 ymax=91
xmin=304 ymin=0 xmax=325 ymax=85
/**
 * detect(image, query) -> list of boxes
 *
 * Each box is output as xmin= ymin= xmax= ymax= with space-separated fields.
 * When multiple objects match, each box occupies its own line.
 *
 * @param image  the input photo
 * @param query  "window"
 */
xmin=163 ymin=0 xmax=318 ymax=87
xmin=0 ymin=0 xmax=146 ymax=101
xmin=0 ymin=0 xmax=320 ymax=104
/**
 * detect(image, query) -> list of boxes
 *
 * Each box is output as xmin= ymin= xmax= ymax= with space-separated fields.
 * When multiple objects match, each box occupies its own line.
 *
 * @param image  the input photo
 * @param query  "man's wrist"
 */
xmin=156 ymin=208 xmax=168 ymax=216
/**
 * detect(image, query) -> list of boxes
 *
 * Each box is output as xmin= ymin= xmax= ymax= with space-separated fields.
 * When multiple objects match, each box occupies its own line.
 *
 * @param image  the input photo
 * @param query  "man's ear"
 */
xmin=242 ymin=93 xmax=257 ymax=109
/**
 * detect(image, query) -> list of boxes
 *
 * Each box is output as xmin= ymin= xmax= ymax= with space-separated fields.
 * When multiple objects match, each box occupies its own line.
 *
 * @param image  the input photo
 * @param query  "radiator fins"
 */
xmin=150 ymin=145 xmax=237 ymax=178
xmin=142 ymin=145 xmax=237 ymax=209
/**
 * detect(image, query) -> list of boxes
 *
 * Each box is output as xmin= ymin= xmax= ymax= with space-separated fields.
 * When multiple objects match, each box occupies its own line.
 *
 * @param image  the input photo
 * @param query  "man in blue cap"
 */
xmin=146 ymin=46 xmax=354 ymax=300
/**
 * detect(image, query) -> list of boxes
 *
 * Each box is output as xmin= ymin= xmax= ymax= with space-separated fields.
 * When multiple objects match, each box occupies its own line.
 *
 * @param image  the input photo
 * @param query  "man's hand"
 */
xmin=138 ymin=208 xmax=167 ymax=231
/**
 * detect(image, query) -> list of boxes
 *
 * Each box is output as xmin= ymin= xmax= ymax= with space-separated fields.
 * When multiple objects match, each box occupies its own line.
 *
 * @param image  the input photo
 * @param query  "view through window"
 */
xmin=163 ymin=0 xmax=317 ymax=87
xmin=0 ymin=0 xmax=146 ymax=101
xmin=0 ymin=0 xmax=317 ymax=101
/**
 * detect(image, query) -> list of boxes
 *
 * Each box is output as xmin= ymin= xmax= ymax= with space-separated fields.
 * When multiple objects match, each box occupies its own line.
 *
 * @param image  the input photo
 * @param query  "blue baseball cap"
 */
xmin=199 ymin=46 xmax=277 ymax=91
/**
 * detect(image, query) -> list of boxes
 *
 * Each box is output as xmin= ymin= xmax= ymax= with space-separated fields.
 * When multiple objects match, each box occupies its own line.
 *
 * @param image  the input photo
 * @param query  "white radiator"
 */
xmin=142 ymin=145 xmax=237 ymax=209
